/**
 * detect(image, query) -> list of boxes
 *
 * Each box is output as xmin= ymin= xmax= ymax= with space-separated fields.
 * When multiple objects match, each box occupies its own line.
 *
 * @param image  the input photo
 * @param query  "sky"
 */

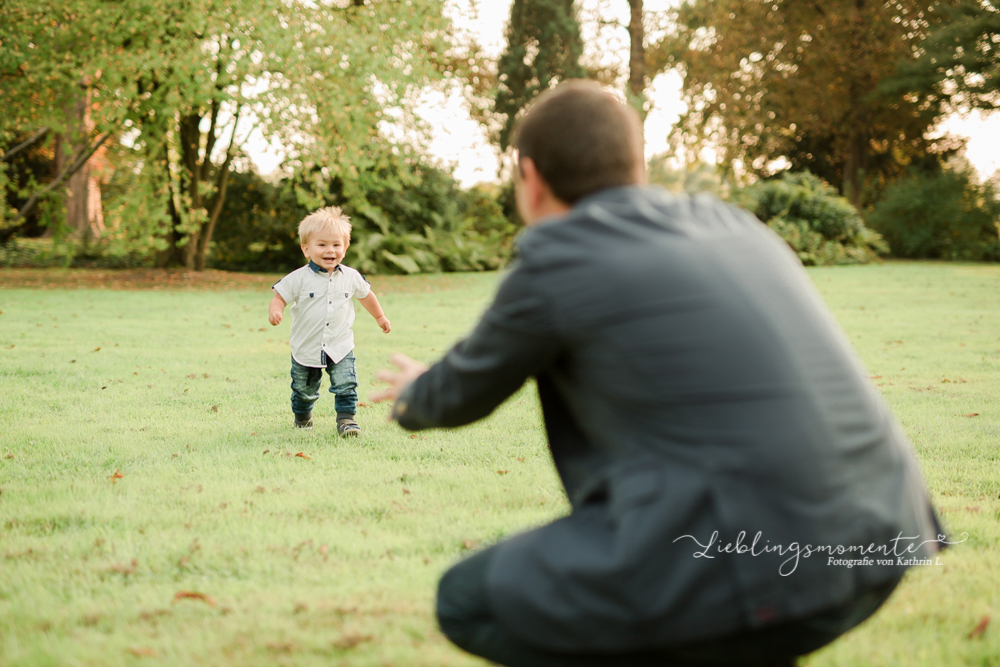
xmin=248 ymin=0 xmax=1000 ymax=187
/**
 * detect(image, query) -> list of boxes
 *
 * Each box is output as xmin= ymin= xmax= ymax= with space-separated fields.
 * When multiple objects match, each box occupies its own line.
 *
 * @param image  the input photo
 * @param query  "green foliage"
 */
xmin=0 ymin=237 xmax=152 ymax=269
xmin=646 ymin=156 xmax=729 ymax=197
xmin=867 ymin=166 xmax=1000 ymax=261
xmin=886 ymin=0 xmax=1000 ymax=113
xmin=209 ymin=157 xmax=517 ymax=275
xmin=495 ymin=0 xmax=587 ymax=149
xmin=658 ymin=0 xmax=962 ymax=206
xmin=1 ymin=0 xmax=456 ymax=269
xmin=733 ymin=172 xmax=887 ymax=266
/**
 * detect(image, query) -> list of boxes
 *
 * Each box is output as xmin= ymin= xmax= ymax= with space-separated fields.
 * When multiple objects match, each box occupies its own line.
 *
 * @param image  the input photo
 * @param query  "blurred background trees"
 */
xmin=2 ymin=0 xmax=998 ymax=271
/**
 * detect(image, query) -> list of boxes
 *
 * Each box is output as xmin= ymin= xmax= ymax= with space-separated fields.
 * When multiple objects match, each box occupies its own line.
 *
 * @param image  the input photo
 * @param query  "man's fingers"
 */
xmin=389 ymin=352 xmax=413 ymax=369
xmin=376 ymin=369 xmax=401 ymax=384
xmin=370 ymin=388 xmax=396 ymax=403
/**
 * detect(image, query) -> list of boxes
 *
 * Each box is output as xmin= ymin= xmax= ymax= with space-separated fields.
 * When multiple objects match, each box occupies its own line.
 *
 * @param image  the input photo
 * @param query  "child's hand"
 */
xmin=269 ymin=292 xmax=286 ymax=326
xmin=376 ymin=316 xmax=391 ymax=333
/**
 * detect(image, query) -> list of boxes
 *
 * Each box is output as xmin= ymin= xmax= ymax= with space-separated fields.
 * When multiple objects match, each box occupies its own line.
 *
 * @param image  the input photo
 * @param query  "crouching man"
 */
xmin=374 ymin=80 xmax=944 ymax=667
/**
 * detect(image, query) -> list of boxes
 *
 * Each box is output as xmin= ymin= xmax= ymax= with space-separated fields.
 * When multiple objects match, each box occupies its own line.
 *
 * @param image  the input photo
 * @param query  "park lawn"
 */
xmin=0 ymin=261 xmax=998 ymax=667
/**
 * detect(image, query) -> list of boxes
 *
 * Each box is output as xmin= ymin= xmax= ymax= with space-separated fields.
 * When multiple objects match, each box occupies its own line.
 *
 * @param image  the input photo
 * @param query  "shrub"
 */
xmin=867 ymin=168 xmax=1000 ymax=261
xmin=209 ymin=156 xmax=517 ymax=274
xmin=732 ymin=171 xmax=887 ymax=266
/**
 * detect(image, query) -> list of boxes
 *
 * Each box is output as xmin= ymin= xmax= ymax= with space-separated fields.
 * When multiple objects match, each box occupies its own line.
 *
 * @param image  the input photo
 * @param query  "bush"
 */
xmin=732 ymin=171 xmax=887 ymax=266
xmin=867 ymin=168 xmax=1000 ymax=261
xmin=209 ymin=156 xmax=517 ymax=275
xmin=0 ymin=237 xmax=153 ymax=269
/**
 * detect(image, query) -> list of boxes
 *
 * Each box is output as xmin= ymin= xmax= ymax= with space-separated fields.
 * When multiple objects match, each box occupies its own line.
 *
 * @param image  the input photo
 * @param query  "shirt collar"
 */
xmin=308 ymin=260 xmax=342 ymax=274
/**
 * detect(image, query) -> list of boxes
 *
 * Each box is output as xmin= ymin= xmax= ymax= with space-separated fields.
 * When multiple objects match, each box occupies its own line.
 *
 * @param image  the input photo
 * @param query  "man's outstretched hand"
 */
xmin=372 ymin=353 xmax=429 ymax=407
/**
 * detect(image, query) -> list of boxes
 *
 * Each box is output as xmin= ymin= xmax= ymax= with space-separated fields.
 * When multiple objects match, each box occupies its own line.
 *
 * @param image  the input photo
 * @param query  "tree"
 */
xmin=656 ymin=0 xmax=964 ymax=206
xmin=887 ymin=0 xmax=1000 ymax=113
xmin=1 ymin=0 xmax=454 ymax=270
xmin=495 ymin=0 xmax=587 ymax=149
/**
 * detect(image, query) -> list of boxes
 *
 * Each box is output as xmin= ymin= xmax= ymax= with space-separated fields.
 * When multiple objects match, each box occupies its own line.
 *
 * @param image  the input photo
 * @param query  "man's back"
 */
xmin=400 ymin=185 xmax=940 ymax=651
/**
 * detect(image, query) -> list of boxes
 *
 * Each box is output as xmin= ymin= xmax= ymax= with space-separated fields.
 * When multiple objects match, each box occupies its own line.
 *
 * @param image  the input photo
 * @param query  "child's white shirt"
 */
xmin=272 ymin=261 xmax=371 ymax=367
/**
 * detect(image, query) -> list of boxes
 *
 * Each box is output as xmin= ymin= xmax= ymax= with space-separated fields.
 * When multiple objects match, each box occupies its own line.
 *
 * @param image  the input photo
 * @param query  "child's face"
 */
xmin=301 ymin=231 xmax=349 ymax=271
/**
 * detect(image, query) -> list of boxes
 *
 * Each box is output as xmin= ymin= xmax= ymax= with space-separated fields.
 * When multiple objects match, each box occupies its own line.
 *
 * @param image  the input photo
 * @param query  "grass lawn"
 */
xmin=0 ymin=261 xmax=998 ymax=666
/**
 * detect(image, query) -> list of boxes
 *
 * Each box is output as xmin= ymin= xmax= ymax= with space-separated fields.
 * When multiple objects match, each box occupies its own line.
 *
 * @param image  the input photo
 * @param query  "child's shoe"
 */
xmin=294 ymin=415 xmax=314 ymax=430
xmin=337 ymin=417 xmax=361 ymax=437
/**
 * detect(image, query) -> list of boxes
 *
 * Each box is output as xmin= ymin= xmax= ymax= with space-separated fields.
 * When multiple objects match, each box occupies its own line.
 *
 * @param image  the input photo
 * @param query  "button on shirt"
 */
xmin=272 ymin=261 xmax=371 ymax=367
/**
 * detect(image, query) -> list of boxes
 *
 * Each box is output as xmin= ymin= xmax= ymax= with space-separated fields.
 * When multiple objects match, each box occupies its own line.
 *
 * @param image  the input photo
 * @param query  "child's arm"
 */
xmin=358 ymin=292 xmax=391 ymax=333
xmin=268 ymin=291 xmax=287 ymax=326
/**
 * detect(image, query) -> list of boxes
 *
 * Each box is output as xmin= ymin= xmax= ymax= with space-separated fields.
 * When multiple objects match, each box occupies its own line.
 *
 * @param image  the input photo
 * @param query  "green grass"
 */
xmin=0 ymin=261 xmax=998 ymax=666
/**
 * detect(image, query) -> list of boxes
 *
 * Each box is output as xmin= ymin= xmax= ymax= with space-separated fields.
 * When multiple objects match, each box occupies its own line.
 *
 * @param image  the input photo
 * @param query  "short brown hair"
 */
xmin=513 ymin=80 xmax=645 ymax=205
xmin=298 ymin=206 xmax=351 ymax=245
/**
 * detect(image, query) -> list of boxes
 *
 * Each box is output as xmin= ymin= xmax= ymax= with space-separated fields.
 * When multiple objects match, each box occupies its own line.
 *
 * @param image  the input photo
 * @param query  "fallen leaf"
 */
xmin=71 ymin=359 xmax=76 ymax=363
xmin=295 ymin=452 xmax=311 ymax=460
xmin=4 ymin=453 xmax=13 ymax=459
xmin=266 ymin=641 xmax=295 ymax=653
xmin=333 ymin=632 xmax=372 ymax=650
xmin=357 ymin=402 xmax=370 ymax=407
xmin=462 ymin=539 xmax=478 ymax=550
xmin=868 ymin=375 xmax=883 ymax=379
xmin=110 ymin=469 xmax=124 ymax=482
xmin=966 ymin=506 xmax=981 ymax=513
xmin=961 ymin=413 xmax=980 ymax=418
xmin=423 ymin=556 xmax=431 ymax=564
xmin=968 ymin=614 xmax=990 ymax=639
xmin=211 ymin=405 xmax=218 ymax=413
xmin=402 ymin=487 xmax=411 ymax=495
xmin=173 ymin=591 xmax=216 ymax=607
xmin=126 ymin=646 xmax=157 ymax=657
xmin=171 ymin=453 xmax=178 ymax=458
xmin=255 ymin=486 xmax=267 ymax=493
xmin=93 ymin=347 xmax=101 ymax=352
xmin=517 ymin=457 xmax=525 ymax=462
xmin=108 ymin=558 xmax=138 ymax=575
xmin=497 ymin=469 xmax=508 ymax=475
xmin=263 ymin=449 xmax=270 ymax=455
xmin=101 ymin=386 xmax=107 ymax=390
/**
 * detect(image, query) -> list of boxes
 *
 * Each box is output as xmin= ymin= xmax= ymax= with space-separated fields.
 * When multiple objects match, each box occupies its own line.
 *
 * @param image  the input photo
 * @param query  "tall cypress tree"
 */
xmin=495 ymin=0 xmax=586 ymax=150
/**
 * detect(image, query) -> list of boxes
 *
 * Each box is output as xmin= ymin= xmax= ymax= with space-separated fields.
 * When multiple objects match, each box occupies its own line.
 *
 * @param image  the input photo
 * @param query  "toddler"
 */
xmin=268 ymin=206 xmax=390 ymax=436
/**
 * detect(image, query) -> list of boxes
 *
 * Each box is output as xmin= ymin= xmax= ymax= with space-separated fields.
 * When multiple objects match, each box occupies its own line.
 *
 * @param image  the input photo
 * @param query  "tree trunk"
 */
xmin=626 ymin=0 xmax=646 ymax=121
xmin=65 ymin=89 xmax=107 ymax=241
xmin=842 ymin=0 xmax=868 ymax=208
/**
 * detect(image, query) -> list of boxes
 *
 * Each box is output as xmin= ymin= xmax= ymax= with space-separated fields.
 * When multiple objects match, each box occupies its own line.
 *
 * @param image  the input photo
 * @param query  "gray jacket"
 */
xmin=395 ymin=186 xmax=942 ymax=652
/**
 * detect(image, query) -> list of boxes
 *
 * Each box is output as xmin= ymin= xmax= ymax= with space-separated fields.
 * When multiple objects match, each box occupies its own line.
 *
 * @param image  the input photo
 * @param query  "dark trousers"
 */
xmin=289 ymin=352 xmax=358 ymax=419
xmin=437 ymin=547 xmax=900 ymax=667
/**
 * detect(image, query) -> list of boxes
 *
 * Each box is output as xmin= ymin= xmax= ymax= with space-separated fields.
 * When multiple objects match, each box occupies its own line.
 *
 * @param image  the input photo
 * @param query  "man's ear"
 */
xmin=519 ymin=157 xmax=545 ymax=210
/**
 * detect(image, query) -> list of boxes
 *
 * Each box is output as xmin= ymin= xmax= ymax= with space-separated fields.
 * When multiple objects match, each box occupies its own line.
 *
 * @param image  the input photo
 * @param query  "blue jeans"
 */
xmin=290 ymin=352 xmax=358 ymax=420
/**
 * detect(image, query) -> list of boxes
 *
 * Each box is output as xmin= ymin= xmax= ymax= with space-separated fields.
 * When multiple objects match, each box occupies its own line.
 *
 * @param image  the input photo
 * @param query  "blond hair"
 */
xmin=298 ymin=206 xmax=352 ymax=245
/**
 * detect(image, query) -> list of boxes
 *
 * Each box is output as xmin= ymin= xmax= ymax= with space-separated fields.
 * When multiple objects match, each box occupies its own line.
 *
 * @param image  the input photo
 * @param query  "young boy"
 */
xmin=268 ymin=206 xmax=390 ymax=436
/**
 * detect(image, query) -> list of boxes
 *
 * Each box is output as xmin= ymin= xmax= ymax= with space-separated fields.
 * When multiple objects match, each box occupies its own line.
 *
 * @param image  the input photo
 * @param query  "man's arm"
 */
xmin=358 ymin=292 xmax=391 ymax=333
xmin=374 ymin=265 xmax=560 ymax=430
xmin=268 ymin=291 xmax=287 ymax=326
